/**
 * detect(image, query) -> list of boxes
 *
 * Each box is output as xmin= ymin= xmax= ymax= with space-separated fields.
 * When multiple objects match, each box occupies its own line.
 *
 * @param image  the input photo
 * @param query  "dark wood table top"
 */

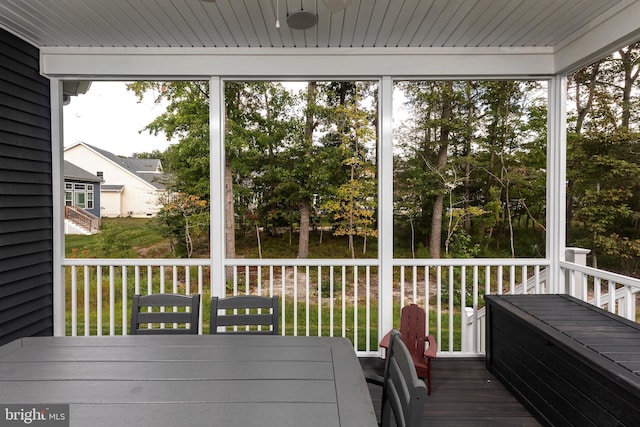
xmin=486 ymin=294 xmax=640 ymax=377
xmin=0 ymin=335 xmax=377 ymax=427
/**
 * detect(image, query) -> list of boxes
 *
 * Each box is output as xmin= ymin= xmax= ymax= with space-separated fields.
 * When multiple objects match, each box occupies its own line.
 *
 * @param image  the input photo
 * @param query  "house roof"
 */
xmin=68 ymin=143 xmax=169 ymax=190
xmin=63 ymin=160 xmax=102 ymax=183
xmin=1 ymin=1 xmax=640 ymax=76
xmin=101 ymin=185 xmax=125 ymax=192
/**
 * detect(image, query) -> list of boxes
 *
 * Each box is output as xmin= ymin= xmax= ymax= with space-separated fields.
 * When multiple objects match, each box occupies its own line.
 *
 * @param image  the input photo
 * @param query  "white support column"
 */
xmin=51 ymin=78 xmax=66 ymax=336
xmin=378 ymin=76 xmax=394 ymax=352
xmin=547 ymin=75 xmax=568 ymax=293
xmin=210 ymin=77 xmax=226 ymax=298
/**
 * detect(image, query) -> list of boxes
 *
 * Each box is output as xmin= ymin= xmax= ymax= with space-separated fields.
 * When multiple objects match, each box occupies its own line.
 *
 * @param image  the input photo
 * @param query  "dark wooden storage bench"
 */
xmin=485 ymin=294 xmax=640 ymax=426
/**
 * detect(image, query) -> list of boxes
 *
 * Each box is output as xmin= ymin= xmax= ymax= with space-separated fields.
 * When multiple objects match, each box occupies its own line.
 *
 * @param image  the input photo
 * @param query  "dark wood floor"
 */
xmin=360 ymin=357 xmax=543 ymax=426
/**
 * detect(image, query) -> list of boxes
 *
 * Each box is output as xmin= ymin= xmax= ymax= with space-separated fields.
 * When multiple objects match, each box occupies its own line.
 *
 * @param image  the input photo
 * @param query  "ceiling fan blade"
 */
xmin=321 ymin=0 xmax=352 ymax=13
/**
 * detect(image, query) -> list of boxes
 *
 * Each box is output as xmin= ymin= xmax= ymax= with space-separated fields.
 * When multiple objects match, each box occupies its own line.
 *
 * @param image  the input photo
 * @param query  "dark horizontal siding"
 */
xmin=0 ymin=28 xmax=53 ymax=346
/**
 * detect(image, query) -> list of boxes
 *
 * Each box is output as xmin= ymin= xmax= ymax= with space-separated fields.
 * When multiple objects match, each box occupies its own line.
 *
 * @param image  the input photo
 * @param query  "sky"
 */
xmin=63 ymin=80 xmax=408 ymax=159
xmin=63 ymin=81 xmax=176 ymax=157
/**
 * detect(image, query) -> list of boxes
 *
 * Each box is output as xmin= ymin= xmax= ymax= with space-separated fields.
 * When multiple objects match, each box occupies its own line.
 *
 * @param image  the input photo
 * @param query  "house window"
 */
xmin=65 ymin=183 xmax=73 ymax=206
xmin=65 ymin=181 xmax=95 ymax=210
xmin=87 ymin=184 xmax=94 ymax=209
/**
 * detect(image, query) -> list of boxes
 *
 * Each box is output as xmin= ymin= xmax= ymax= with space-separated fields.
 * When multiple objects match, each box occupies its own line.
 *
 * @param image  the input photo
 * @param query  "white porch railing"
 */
xmin=62 ymin=252 xmax=640 ymax=357
xmin=559 ymin=259 xmax=640 ymax=319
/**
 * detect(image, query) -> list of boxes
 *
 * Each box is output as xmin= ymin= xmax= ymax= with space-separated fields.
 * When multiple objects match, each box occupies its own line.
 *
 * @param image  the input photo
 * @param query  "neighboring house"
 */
xmin=63 ymin=161 xmax=102 ymax=234
xmin=63 ymin=160 xmax=101 ymax=217
xmin=64 ymin=142 xmax=168 ymax=218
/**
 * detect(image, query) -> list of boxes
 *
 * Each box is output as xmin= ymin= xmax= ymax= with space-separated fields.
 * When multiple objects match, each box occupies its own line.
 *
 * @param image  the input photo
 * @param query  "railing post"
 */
xmin=565 ymin=247 xmax=590 ymax=300
xmin=462 ymin=307 xmax=474 ymax=353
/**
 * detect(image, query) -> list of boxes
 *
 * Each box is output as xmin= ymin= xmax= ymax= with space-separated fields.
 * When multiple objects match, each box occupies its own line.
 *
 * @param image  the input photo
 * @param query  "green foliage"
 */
xmin=66 ymin=218 xmax=165 ymax=258
xmin=119 ymin=46 xmax=640 ymax=276
xmin=447 ymin=230 xmax=480 ymax=259
xmin=154 ymin=193 xmax=209 ymax=258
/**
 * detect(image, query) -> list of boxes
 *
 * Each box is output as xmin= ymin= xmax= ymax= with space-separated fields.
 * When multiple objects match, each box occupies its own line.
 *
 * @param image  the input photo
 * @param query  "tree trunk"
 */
xmin=430 ymin=193 xmax=444 ymax=258
xmin=224 ymin=157 xmax=236 ymax=280
xmin=255 ymin=224 xmax=262 ymax=258
xmin=297 ymin=199 xmax=310 ymax=258
xmin=618 ymin=43 xmax=640 ymax=130
xmin=297 ymin=82 xmax=316 ymax=259
xmin=429 ymin=82 xmax=453 ymax=259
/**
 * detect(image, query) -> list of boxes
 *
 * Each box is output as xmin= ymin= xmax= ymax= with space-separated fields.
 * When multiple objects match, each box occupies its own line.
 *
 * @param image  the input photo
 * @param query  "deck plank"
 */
xmin=360 ymin=357 xmax=542 ymax=426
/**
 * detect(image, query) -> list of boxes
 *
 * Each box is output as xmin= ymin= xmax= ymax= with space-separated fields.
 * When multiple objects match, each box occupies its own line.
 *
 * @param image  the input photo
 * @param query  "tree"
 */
xmin=567 ymin=43 xmax=640 ymax=273
xmin=321 ymin=85 xmax=378 ymax=258
xmin=155 ymin=193 xmax=208 ymax=258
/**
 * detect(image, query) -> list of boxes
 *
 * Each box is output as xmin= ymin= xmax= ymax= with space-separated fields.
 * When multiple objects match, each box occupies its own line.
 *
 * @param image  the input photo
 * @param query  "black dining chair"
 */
xmin=130 ymin=293 xmax=200 ymax=335
xmin=366 ymin=329 xmax=428 ymax=427
xmin=210 ymin=295 xmax=279 ymax=335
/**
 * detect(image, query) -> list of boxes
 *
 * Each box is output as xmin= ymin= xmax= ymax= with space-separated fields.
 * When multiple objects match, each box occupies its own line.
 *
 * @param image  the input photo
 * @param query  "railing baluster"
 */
xmin=460 ymin=265 xmax=466 ymax=353
xmin=198 ymin=266 xmax=204 ymax=334
xmin=97 ymin=265 xmax=102 ymax=336
xmin=425 ymin=266 xmax=430 ymax=335
xmin=293 ymin=266 xmax=298 ymax=336
xmin=330 ymin=266 xmax=334 ymax=337
xmin=71 ymin=265 xmax=77 ymax=337
xmin=400 ymin=266 xmax=405 ymax=308
xmin=341 ymin=266 xmax=346 ymax=338
xmin=147 ymin=266 xmax=152 ymax=295
xmin=448 ymin=266 xmax=454 ymax=353
xmin=244 ymin=265 xmax=250 ymax=332
xmin=306 ymin=265 xmax=310 ymax=337
xmin=109 ymin=266 xmax=115 ymax=336
xmin=436 ymin=266 xmax=442 ymax=353
xmin=353 ymin=266 xmax=358 ymax=351
xmin=472 ymin=265 xmax=479 ymax=353
xmin=121 ymin=266 xmax=127 ymax=335
xmin=256 ymin=265 xmax=262 ymax=332
xmin=84 ymin=265 xmax=90 ymax=336
xmin=317 ymin=266 xmax=322 ymax=337
xmin=134 ymin=266 xmax=140 ymax=296
xmin=281 ymin=266 xmax=286 ymax=336
xmin=509 ymin=265 xmax=515 ymax=294
xmin=412 ymin=265 xmax=417 ymax=303
xmin=366 ymin=265 xmax=371 ymax=351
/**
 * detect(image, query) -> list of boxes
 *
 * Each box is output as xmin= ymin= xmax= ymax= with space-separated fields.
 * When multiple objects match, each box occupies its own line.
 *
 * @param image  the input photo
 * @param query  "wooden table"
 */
xmin=0 ymin=335 xmax=377 ymax=427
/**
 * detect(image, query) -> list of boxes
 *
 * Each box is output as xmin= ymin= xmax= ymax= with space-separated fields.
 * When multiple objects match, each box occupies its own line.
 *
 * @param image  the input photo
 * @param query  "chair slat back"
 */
xmin=130 ymin=293 xmax=200 ymax=335
xmin=210 ymin=295 xmax=279 ymax=335
xmin=400 ymin=303 xmax=427 ymax=359
xmin=381 ymin=329 xmax=428 ymax=427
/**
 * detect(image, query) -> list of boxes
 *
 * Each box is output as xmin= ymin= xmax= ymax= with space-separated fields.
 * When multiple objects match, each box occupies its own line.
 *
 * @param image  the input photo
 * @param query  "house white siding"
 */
xmin=64 ymin=143 xmax=166 ymax=218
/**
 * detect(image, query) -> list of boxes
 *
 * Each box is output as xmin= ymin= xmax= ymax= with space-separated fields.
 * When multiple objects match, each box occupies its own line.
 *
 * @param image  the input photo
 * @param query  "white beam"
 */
xmin=555 ymin=0 xmax=640 ymax=74
xmin=40 ymin=47 xmax=555 ymax=79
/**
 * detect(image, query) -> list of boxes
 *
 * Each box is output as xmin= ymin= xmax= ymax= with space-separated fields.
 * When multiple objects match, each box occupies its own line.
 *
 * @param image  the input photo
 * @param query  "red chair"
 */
xmin=380 ymin=303 xmax=437 ymax=395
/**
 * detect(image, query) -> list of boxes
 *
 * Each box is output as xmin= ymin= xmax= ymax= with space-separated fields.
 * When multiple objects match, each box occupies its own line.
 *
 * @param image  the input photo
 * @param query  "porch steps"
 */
xmin=64 ymin=218 xmax=94 ymax=235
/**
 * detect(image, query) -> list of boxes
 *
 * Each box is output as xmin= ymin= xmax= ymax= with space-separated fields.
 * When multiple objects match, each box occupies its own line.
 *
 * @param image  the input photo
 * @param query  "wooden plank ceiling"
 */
xmin=0 ymin=0 xmax=632 ymax=50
